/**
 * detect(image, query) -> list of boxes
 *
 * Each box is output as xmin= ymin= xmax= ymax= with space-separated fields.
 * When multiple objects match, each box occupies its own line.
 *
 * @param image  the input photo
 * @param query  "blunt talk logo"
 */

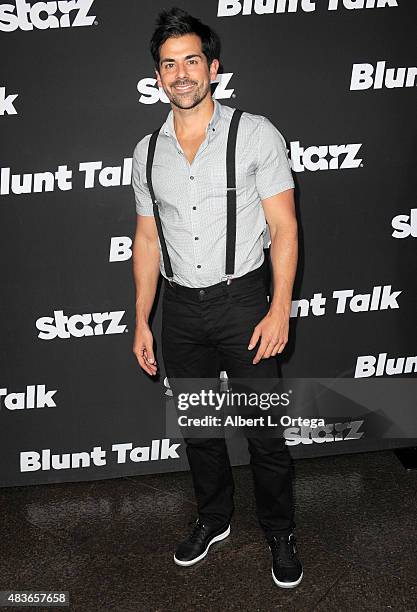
xmin=137 ymin=73 xmax=234 ymax=105
xmin=291 ymin=285 xmax=402 ymax=318
xmin=0 ymin=0 xmax=96 ymax=32
xmin=20 ymin=439 xmax=181 ymax=472
xmin=0 ymin=158 xmax=132 ymax=196
xmin=109 ymin=236 xmax=132 ymax=262
xmin=217 ymin=0 xmax=398 ymax=17
xmin=36 ymin=310 xmax=127 ymax=340
xmin=392 ymin=208 xmax=417 ymax=239
xmin=0 ymin=385 xmax=57 ymax=410
xmin=0 ymin=86 xmax=18 ymax=115
xmin=355 ymin=353 xmax=417 ymax=378
xmin=350 ymin=61 xmax=417 ymax=91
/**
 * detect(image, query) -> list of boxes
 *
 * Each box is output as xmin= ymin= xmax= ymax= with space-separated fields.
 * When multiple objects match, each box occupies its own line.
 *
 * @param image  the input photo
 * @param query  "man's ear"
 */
xmin=155 ymin=69 xmax=162 ymax=88
xmin=209 ymin=59 xmax=220 ymax=82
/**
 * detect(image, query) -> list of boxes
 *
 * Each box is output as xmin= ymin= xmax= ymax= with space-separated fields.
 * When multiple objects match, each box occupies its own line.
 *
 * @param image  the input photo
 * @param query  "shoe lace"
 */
xmin=270 ymin=534 xmax=297 ymax=566
xmin=187 ymin=518 xmax=207 ymax=544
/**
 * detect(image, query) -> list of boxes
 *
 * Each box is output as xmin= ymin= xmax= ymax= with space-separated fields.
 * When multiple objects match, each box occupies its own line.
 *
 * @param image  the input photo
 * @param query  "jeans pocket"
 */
xmin=229 ymin=278 xmax=268 ymax=308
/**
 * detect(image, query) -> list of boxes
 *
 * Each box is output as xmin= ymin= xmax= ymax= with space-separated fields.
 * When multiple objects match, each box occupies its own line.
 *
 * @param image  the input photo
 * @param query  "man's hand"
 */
xmin=247 ymin=307 xmax=289 ymax=364
xmin=133 ymin=322 xmax=158 ymax=375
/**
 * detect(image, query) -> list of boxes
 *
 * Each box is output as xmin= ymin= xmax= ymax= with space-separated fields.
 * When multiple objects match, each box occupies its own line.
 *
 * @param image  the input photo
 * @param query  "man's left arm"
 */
xmin=248 ymin=116 xmax=298 ymax=364
xmin=248 ymin=188 xmax=298 ymax=364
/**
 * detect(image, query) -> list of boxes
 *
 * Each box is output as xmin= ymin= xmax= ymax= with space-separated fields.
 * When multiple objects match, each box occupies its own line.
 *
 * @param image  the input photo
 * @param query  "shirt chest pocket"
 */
xmin=208 ymin=166 xmax=248 ymax=209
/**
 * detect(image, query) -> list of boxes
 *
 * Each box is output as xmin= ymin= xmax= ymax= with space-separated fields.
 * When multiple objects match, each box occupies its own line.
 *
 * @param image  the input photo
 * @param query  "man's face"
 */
xmin=155 ymin=33 xmax=219 ymax=110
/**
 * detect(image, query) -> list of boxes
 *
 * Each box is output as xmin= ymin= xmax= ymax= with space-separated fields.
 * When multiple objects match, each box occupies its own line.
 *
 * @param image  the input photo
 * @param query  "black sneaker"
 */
xmin=174 ymin=518 xmax=230 ymax=567
xmin=269 ymin=533 xmax=303 ymax=588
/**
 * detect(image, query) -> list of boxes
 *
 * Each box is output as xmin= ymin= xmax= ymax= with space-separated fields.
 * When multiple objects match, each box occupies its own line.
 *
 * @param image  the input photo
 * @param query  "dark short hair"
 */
xmin=150 ymin=7 xmax=221 ymax=72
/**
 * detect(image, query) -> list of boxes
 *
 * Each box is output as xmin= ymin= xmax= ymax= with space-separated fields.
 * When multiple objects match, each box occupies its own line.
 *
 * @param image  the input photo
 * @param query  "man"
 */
xmin=131 ymin=7 xmax=303 ymax=588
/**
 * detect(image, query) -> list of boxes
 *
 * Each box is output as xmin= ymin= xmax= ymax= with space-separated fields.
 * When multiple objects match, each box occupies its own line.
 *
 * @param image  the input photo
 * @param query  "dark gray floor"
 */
xmin=1 ymin=450 xmax=416 ymax=612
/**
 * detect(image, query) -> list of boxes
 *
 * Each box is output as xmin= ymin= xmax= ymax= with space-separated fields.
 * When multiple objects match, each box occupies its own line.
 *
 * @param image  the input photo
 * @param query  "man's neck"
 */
xmin=172 ymin=95 xmax=215 ymax=139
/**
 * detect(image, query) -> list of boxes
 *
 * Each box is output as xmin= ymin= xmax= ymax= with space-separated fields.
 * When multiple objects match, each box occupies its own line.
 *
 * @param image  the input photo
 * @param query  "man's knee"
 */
xmin=248 ymin=436 xmax=290 ymax=458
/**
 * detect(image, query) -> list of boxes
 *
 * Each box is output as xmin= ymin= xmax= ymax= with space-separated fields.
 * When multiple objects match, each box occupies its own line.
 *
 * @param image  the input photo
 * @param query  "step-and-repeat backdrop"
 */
xmin=1 ymin=0 xmax=416 ymax=487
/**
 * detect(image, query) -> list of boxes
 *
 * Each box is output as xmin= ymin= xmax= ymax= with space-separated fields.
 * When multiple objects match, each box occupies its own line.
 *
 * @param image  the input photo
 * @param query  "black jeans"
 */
xmin=161 ymin=258 xmax=296 ymax=540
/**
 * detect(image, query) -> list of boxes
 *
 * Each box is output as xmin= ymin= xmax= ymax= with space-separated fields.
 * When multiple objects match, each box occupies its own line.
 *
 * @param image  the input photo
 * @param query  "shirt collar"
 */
xmin=162 ymin=97 xmax=221 ymax=138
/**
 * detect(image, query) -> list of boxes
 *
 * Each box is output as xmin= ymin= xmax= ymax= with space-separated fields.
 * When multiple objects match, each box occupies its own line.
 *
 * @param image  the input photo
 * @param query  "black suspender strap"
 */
xmin=146 ymin=127 xmax=174 ymax=280
xmin=145 ymin=107 xmax=243 ymax=283
xmin=225 ymin=108 xmax=243 ymax=277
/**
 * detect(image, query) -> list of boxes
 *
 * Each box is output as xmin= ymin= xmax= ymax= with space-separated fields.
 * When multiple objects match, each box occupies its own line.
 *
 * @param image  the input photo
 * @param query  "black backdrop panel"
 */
xmin=1 ymin=0 xmax=416 ymax=486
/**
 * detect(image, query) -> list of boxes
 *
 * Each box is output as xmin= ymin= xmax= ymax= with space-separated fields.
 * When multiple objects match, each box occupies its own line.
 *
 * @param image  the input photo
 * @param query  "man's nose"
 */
xmin=175 ymin=62 xmax=189 ymax=80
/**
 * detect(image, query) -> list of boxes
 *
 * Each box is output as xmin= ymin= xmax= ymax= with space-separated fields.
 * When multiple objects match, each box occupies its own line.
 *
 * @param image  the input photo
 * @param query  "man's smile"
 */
xmin=173 ymin=83 xmax=196 ymax=93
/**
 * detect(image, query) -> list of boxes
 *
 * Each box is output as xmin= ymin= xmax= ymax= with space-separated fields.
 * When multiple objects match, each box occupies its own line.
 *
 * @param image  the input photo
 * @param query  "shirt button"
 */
xmin=197 ymin=265 xmax=201 ymax=269
xmin=190 ymin=176 xmax=194 ymax=180
xmin=199 ymin=289 xmax=205 ymax=296
xmin=194 ymin=236 xmax=199 ymax=240
xmin=192 ymin=206 xmax=197 ymax=210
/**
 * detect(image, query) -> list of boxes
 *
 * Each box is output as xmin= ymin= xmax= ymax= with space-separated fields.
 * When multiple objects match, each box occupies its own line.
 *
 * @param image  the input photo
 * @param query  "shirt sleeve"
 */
xmin=131 ymin=138 xmax=155 ymax=216
xmin=255 ymin=116 xmax=294 ymax=200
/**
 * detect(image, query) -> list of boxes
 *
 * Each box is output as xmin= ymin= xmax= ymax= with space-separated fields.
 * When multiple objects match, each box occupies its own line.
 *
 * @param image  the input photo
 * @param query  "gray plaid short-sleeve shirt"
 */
xmin=131 ymin=98 xmax=294 ymax=288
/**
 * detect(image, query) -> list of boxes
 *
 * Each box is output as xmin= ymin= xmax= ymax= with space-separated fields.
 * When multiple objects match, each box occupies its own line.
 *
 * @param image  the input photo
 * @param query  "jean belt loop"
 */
xmin=221 ymin=280 xmax=229 ymax=298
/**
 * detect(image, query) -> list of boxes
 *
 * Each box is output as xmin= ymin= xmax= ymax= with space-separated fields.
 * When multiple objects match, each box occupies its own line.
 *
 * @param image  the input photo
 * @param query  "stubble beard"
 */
xmin=166 ymin=81 xmax=211 ymax=111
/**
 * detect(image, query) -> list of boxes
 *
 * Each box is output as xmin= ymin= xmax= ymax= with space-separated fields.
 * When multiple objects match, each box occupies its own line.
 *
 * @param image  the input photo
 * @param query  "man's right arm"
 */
xmin=132 ymin=214 xmax=160 ymax=375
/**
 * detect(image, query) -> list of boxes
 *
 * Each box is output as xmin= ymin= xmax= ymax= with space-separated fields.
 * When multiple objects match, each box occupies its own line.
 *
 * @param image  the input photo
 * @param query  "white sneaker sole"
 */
xmin=272 ymin=568 xmax=303 ymax=588
xmin=173 ymin=524 xmax=231 ymax=567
